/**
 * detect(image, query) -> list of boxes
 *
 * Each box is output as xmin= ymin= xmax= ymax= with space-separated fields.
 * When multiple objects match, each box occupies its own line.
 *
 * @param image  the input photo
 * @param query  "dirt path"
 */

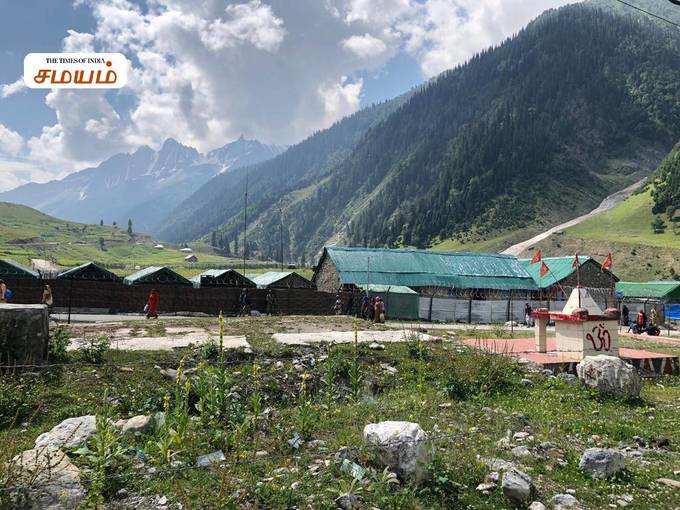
xmin=501 ymin=179 xmax=645 ymax=256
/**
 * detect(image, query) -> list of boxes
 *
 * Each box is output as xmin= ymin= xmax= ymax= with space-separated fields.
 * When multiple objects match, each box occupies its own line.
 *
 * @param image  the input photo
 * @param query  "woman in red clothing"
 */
xmin=146 ymin=289 xmax=160 ymax=319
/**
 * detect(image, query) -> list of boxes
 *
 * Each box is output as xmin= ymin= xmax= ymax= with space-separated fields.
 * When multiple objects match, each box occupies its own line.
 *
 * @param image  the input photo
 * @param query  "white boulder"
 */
xmin=115 ymin=415 xmax=153 ymax=434
xmin=9 ymin=446 xmax=85 ymax=509
xmin=35 ymin=415 xmax=96 ymax=449
xmin=576 ymin=355 xmax=641 ymax=398
xmin=362 ymin=421 xmax=431 ymax=483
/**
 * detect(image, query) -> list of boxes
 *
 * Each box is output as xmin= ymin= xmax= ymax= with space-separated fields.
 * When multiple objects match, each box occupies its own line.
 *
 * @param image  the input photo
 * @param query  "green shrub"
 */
xmin=48 ymin=326 xmax=70 ymax=362
xmin=77 ymin=335 xmax=110 ymax=364
xmin=0 ymin=376 xmax=42 ymax=427
xmin=443 ymin=350 xmax=521 ymax=400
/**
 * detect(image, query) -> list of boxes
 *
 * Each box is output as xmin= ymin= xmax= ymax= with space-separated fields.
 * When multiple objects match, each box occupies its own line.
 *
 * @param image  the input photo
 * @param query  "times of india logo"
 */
xmin=24 ymin=53 xmax=128 ymax=89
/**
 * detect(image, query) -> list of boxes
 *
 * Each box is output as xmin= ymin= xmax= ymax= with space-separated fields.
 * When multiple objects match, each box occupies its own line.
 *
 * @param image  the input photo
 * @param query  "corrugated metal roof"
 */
xmin=124 ymin=266 xmax=192 ymax=286
xmin=324 ymin=247 xmax=537 ymax=291
xmin=0 ymin=259 xmax=39 ymax=278
xmin=360 ymin=284 xmax=417 ymax=294
xmin=519 ymin=256 xmax=590 ymax=288
xmin=616 ymin=281 xmax=680 ymax=300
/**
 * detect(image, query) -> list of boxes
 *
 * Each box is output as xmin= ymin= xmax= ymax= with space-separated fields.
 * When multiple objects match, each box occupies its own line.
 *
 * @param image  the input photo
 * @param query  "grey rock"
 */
xmin=480 ymin=456 xmax=516 ymax=472
xmin=502 ymin=468 xmax=533 ymax=504
xmin=557 ymin=373 xmax=577 ymax=385
xmin=363 ymin=421 xmax=431 ymax=483
xmin=528 ymin=502 xmax=547 ymax=510
xmin=35 ymin=415 xmax=96 ymax=449
xmin=511 ymin=445 xmax=532 ymax=458
xmin=576 ymin=355 xmax=641 ymax=399
xmin=579 ymin=448 xmax=625 ymax=478
xmin=551 ymin=493 xmax=582 ymax=509
xmin=335 ymin=492 xmax=359 ymax=509
xmin=196 ymin=450 xmax=226 ymax=468
xmin=9 ymin=446 xmax=85 ymax=509
xmin=521 ymin=378 xmax=534 ymax=386
xmin=476 ymin=482 xmax=496 ymax=492
xmin=368 ymin=342 xmax=385 ymax=350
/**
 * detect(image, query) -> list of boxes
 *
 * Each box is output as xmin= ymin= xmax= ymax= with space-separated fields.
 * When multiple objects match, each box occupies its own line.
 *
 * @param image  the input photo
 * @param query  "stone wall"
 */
xmin=314 ymin=256 xmax=342 ymax=293
xmin=0 ymin=304 xmax=49 ymax=364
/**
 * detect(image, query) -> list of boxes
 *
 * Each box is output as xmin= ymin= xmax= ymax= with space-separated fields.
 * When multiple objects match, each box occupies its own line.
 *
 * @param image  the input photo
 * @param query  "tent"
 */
xmin=360 ymin=284 xmax=419 ymax=320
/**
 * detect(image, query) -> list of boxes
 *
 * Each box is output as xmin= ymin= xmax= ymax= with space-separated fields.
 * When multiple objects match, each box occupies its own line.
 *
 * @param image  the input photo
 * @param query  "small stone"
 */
xmin=379 ymin=363 xmax=398 ymax=375
xmin=158 ymin=495 xmax=168 ymax=506
xmin=521 ymin=378 xmax=534 ymax=386
xmin=118 ymin=415 xmax=153 ymax=434
xmin=513 ymin=431 xmax=530 ymax=441
xmin=579 ymin=448 xmax=625 ymax=479
xmin=476 ymin=482 xmax=496 ymax=492
xmin=438 ymin=402 xmax=452 ymax=409
xmin=551 ymin=493 xmax=582 ymax=509
xmin=502 ymin=468 xmax=533 ymax=504
xmin=335 ymin=492 xmax=359 ymax=509
xmin=368 ymin=342 xmax=385 ymax=350
xmin=529 ymin=502 xmax=547 ymax=510
xmin=512 ymin=445 xmax=532 ymax=458
xmin=290 ymin=481 xmax=301 ymax=490
xmin=632 ymin=435 xmax=646 ymax=447
xmin=255 ymin=450 xmax=269 ymax=458
xmin=656 ymin=477 xmax=680 ymax=489
xmin=557 ymin=372 xmax=578 ymax=385
xmin=196 ymin=450 xmax=226 ymax=468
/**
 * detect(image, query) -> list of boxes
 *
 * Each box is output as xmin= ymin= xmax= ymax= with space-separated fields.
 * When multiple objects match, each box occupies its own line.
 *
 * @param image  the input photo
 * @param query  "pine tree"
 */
xmin=127 ymin=219 xmax=133 ymax=236
xmin=100 ymin=219 xmax=104 ymax=227
xmin=211 ymin=230 xmax=217 ymax=247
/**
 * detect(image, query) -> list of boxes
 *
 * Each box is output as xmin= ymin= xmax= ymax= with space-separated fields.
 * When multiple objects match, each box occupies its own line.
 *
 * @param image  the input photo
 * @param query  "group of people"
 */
xmin=622 ymin=304 xmax=659 ymax=334
xmin=359 ymin=294 xmax=386 ymax=323
xmin=0 ymin=280 xmax=53 ymax=309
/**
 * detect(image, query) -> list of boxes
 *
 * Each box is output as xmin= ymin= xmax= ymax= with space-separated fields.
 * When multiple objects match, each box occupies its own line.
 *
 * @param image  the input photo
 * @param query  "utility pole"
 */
xmin=279 ymin=206 xmax=284 ymax=271
xmin=243 ymin=175 xmax=248 ymax=276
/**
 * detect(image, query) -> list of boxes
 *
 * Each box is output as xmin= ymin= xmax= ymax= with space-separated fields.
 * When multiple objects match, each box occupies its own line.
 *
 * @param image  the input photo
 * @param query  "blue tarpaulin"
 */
xmin=664 ymin=304 xmax=680 ymax=321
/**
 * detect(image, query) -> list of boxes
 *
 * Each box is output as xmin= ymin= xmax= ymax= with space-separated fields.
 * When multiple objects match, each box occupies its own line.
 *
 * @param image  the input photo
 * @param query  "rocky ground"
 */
xmin=1 ymin=316 xmax=679 ymax=509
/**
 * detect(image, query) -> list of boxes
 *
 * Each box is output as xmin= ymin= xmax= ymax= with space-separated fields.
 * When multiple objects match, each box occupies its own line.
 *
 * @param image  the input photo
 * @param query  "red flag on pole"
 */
xmin=602 ymin=252 xmax=612 ymax=271
xmin=572 ymin=254 xmax=580 ymax=268
xmin=530 ymin=249 xmax=542 ymax=265
xmin=539 ymin=261 xmax=550 ymax=277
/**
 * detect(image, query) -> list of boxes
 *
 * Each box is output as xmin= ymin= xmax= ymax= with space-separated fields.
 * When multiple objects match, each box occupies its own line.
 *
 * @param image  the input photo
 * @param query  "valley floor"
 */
xmin=2 ymin=315 xmax=679 ymax=509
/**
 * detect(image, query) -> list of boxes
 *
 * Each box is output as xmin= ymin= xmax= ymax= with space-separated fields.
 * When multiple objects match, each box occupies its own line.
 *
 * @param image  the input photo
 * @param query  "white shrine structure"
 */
xmin=533 ymin=287 xmax=620 ymax=358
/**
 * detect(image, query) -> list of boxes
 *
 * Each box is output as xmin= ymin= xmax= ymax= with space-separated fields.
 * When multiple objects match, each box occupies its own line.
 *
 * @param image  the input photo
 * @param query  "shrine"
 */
xmin=532 ymin=287 xmax=619 ymax=358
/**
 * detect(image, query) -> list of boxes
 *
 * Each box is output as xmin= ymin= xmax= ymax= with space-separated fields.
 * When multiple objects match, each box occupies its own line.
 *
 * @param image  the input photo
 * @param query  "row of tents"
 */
xmin=0 ymin=259 xmax=313 ymax=290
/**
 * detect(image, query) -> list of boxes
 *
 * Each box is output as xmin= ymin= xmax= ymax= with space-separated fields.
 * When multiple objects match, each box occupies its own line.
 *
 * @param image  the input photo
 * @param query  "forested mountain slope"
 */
xmin=651 ymin=141 xmax=680 ymax=215
xmin=160 ymin=3 xmax=680 ymax=262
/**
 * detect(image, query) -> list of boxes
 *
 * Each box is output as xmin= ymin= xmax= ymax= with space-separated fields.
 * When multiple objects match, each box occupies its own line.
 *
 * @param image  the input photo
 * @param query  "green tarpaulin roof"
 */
xmin=124 ymin=266 xmax=192 ymax=286
xmin=190 ymin=269 xmax=255 ymax=287
xmin=616 ymin=281 xmax=680 ymax=300
xmin=323 ymin=247 xmax=537 ymax=291
xmin=360 ymin=284 xmax=417 ymax=294
xmin=519 ymin=256 xmax=591 ymax=288
xmin=0 ymin=259 xmax=39 ymax=278
xmin=246 ymin=271 xmax=311 ymax=287
xmin=57 ymin=262 xmax=120 ymax=281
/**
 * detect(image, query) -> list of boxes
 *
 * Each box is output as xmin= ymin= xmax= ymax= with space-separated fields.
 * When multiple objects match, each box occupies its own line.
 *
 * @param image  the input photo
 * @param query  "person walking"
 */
xmin=0 ymin=279 xmax=6 ymax=303
xmin=266 ymin=289 xmax=275 ymax=315
xmin=146 ymin=289 xmax=160 ymax=319
xmin=239 ymin=288 xmax=251 ymax=316
xmin=621 ymin=304 xmax=630 ymax=327
xmin=524 ymin=302 xmax=533 ymax=326
xmin=374 ymin=296 xmax=384 ymax=323
xmin=361 ymin=293 xmax=370 ymax=320
xmin=333 ymin=294 xmax=343 ymax=315
xmin=42 ymin=284 xmax=54 ymax=312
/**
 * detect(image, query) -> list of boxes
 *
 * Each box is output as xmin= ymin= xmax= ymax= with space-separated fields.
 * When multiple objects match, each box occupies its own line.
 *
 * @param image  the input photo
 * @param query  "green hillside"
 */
xmin=161 ymin=3 xmax=679 ymax=262
xmin=0 ymin=202 xmax=260 ymax=275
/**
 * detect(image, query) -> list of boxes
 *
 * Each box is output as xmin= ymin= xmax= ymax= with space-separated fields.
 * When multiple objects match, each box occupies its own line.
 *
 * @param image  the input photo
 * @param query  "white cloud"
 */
xmin=10 ymin=0 xmax=574 ymax=185
xmin=0 ymin=123 xmax=24 ymax=156
xmin=0 ymin=78 xmax=26 ymax=99
xmin=342 ymin=33 xmax=388 ymax=59
xmin=0 ymin=157 xmax=61 ymax=193
xmin=202 ymin=0 xmax=286 ymax=52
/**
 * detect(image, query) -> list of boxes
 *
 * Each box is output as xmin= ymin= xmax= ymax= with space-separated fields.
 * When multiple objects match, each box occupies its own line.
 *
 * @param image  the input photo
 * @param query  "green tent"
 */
xmin=360 ymin=284 xmax=419 ymax=320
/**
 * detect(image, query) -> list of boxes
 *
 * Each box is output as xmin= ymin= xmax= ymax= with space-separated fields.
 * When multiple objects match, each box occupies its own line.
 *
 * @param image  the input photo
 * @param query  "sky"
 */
xmin=0 ymin=0 xmax=576 ymax=192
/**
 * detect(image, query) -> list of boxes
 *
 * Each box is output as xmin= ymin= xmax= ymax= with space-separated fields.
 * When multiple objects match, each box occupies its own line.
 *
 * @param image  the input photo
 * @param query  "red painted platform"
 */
xmin=462 ymin=337 xmax=678 ymax=375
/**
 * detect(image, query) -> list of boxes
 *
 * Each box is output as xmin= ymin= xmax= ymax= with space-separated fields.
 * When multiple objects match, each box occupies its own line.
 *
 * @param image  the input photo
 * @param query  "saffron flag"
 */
xmin=539 ymin=261 xmax=550 ymax=277
xmin=602 ymin=252 xmax=612 ymax=271
xmin=572 ymin=254 xmax=580 ymax=268
xmin=530 ymin=249 xmax=542 ymax=265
